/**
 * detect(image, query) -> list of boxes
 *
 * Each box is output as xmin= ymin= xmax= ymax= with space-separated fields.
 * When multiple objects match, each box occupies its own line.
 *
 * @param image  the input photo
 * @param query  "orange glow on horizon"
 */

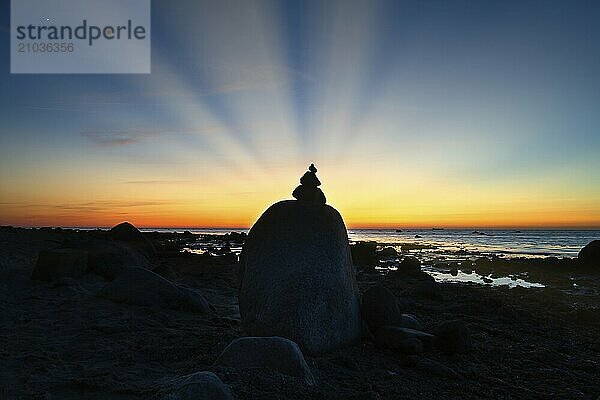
xmin=1 ymin=161 xmax=599 ymax=230
xmin=2 ymin=200 xmax=599 ymax=230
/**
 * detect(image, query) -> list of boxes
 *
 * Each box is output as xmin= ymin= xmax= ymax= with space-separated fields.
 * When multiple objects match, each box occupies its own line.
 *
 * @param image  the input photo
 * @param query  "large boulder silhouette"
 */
xmin=109 ymin=222 xmax=155 ymax=256
xmin=97 ymin=266 xmax=212 ymax=314
xmin=31 ymin=248 xmax=88 ymax=281
xmin=214 ymin=336 xmax=315 ymax=385
xmin=165 ymin=372 xmax=234 ymax=400
xmin=239 ymin=200 xmax=362 ymax=354
xmin=578 ymin=240 xmax=600 ymax=267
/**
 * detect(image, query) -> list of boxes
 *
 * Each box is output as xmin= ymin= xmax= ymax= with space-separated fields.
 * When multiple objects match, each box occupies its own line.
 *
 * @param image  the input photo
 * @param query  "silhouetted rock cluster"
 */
xmin=362 ymin=284 xmax=471 ymax=358
xmin=292 ymin=163 xmax=326 ymax=204
xmin=239 ymin=166 xmax=361 ymax=354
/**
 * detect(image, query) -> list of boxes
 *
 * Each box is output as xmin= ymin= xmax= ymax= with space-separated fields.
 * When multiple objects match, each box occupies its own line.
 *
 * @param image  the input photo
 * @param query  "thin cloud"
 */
xmin=81 ymin=127 xmax=220 ymax=147
xmin=123 ymin=180 xmax=194 ymax=185
xmin=2 ymin=200 xmax=173 ymax=211
xmin=81 ymin=131 xmax=142 ymax=146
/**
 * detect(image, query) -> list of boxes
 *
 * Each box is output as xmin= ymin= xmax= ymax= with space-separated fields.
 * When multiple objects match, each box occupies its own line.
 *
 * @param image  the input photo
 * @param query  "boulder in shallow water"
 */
xmin=97 ymin=266 xmax=212 ymax=314
xmin=165 ymin=371 xmax=234 ymax=400
xmin=31 ymin=248 xmax=87 ymax=281
xmin=214 ymin=336 xmax=315 ymax=385
xmin=109 ymin=221 xmax=155 ymax=256
xmin=397 ymin=256 xmax=422 ymax=275
xmin=578 ymin=240 xmax=600 ymax=267
xmin=239 ymin=200 xmax=362 ymax=354
xmin=378 ymin=247 xmax=398 ymax=258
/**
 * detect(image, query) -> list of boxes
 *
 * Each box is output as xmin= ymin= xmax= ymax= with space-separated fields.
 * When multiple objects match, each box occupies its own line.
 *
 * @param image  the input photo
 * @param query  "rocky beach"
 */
xmin=1 ymin=224 xmax=599 ymax=399
xmin=1 ymin=167 xmax=599 ymax=399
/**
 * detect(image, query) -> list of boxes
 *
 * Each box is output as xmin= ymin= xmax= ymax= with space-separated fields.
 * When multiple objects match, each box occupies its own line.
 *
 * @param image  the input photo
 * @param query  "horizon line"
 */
xmin=4 ymin=224 xmax=600 ymax=231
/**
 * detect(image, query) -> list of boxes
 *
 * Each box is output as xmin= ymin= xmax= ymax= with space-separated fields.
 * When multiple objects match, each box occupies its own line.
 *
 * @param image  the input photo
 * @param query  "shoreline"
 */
xmin=0 ymin=226 xmax=598 ymax=399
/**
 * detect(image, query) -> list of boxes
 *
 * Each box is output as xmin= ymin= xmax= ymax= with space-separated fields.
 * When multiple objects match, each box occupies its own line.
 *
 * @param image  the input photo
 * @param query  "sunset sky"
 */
xmin=1 ymin=0 xmax=600 ymax=228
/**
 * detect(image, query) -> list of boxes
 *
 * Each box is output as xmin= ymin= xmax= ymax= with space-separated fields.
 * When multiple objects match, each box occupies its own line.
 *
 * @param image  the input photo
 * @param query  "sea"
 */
xmin=140 ymin=228 xmax=599 ymax=259
xmin=136 ymin=227 xmax=600 ymax=288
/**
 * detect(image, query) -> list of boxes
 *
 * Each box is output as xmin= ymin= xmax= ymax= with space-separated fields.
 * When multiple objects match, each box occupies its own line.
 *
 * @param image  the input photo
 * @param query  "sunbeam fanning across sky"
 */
xmin=1 ymin=0 xmax=599 ymax=228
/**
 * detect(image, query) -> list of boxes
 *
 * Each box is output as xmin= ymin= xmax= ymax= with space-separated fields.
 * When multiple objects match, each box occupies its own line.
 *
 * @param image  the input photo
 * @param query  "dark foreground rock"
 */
xmin=434 ymin=320 xmax=472 ymax=354
xmin=399 ymin=314 xmax=423 ymax=330
xmin=87 ymin=239 xmax=151 ymax=279
xmin=579 ymin=240 xmax=600 ymax=267
xmin=361 ymin=284 xmax=403 ymax=332
xmin=31 ymin=248 xmax=87 ymax=281
xmin=373 ymin=326 xmax=436 ymax=352
xmin=214 ymin=336 xmax=315 ymax=385
xmin=351 ymin=241 xmax=378 ymax=269
xmin=50 ymin=237 xmax=151 ymax=280
xmin=411 ymin=281 xmax=444 ymax=300
xmin=378 ymin=247 xmax=398 ymax=258
xmin=239 ymin=200 xmax=361 ymax=354
xmin=109 ymin=221 xmax=155 ymax=256
xmin=2 ymin=227 xmax=600 ymax=399
xmin=97 ymin=266 xmax=212 ymax=314
xmin=416 ymin=358 xmax=460 ymax=380
xmin=397 ymin=256 xmax=422 ymax=275
xmin=165 ymin=372 xmax=234 ymax=400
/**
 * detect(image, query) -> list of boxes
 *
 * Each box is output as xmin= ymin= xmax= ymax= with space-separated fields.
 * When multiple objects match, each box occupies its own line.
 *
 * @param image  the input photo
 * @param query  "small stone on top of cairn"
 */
xmin=292 ymin=163 xmax=326 ymax=204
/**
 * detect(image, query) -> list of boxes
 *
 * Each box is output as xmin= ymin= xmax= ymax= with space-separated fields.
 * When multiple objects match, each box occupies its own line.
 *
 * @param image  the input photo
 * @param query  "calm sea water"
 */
xmin=141 ymin=228 xmax=599 ymax=259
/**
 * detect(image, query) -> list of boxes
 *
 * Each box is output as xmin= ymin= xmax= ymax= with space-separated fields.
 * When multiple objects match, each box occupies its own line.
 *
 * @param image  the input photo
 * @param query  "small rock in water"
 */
xmin=165 ymin=371 xmax=234 ymax=400
xmin=396 ymin=256 xmax=422 ymax=275
xmin=214 ymin=336 xmax=315 ymax=385
xmin=378 ymin=247 xmax=398 ymax=258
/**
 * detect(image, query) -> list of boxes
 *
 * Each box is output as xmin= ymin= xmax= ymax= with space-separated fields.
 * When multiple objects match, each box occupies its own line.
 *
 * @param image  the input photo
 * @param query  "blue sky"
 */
xmin=1 ymin=0 xmax=599 ymax=227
